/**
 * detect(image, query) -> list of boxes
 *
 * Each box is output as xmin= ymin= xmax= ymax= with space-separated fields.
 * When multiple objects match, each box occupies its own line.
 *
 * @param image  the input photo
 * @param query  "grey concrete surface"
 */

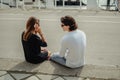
xmin=0 ymin=58 xmax=120 ymax=80
xmin=0 ymin=9 xmax=120 ymax=80
xmin=0 ymin=9 xmax=120 ymax=66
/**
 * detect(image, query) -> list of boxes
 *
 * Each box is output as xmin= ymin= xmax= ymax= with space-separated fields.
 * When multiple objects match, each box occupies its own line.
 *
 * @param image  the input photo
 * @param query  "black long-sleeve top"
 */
xmin=21 ymin=32 xmax=48 ymax=64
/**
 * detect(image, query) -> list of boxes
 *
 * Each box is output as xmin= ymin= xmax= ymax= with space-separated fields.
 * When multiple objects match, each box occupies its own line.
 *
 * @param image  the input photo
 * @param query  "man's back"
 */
xmin=61 ymin=29 xmax=86 ymax=68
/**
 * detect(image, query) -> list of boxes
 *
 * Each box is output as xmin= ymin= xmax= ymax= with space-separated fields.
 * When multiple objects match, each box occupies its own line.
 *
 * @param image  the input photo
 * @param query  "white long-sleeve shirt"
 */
xmin=59 ymin=29 xmax=86 ymax=68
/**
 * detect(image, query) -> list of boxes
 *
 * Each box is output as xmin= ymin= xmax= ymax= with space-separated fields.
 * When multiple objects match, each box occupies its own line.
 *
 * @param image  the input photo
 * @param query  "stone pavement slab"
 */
xmin=9 ymin=72 xmax=32 ymax=80
xmin=53 ymin=77 xmax=64 ymax=80
xmin=63 ymin=76 xmax=83 ymax=80
xmin=25 ymin=76 xmax=39 ymax=80
xmin=0 ymin=58 xmax=120 ymax=80
xmin=36 ymin=74 xmax=58 ymax=80
xmin=0 ymin=74 xmax=14 ymax=80
xmin=0 ymin=71 xmax=7 ymax=76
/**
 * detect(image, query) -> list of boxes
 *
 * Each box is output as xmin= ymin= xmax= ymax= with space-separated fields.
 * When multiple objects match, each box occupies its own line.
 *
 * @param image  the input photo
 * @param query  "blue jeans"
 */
xmin=50 ymin=52 xmax=66 ymax=67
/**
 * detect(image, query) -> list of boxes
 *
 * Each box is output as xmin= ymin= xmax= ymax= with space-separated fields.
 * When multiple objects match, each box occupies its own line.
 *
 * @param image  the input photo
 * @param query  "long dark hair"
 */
xmin=61 ymin=16 xmax=78 ymax=31
xmin=23 ymin=16 xmax=38 ymax=41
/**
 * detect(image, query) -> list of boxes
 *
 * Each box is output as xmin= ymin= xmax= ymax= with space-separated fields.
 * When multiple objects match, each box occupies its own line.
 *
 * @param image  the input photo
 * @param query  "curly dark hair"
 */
xmin=61 ymin=16 xmax=78 ymax=31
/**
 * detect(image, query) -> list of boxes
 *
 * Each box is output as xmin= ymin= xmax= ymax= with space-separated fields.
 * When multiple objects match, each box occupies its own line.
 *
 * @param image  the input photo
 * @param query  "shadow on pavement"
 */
xmin=50 ymin=61 xmax=84 ymax=77
xmin=10 ymin=61 xmax=41 ymax=72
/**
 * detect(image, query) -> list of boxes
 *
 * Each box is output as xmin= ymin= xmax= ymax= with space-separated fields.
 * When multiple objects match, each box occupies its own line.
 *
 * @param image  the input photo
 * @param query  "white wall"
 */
xmin=87 ymin=0 xmax=98 ymax=10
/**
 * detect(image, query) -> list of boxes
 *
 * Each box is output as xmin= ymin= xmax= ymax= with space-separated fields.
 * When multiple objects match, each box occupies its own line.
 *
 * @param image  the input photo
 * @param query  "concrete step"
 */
xmin=0 ymin=58 xmax=120 ymax=80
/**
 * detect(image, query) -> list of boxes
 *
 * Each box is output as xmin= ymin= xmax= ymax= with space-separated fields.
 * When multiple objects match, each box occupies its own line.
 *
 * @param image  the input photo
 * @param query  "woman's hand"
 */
xmin=41 ymin=48 xmax=51 ymax=60
xmin=34 ymin=23 xmax=46 ymax=42
xmin=37 ymin=27 xmax=43 ymax=36
xmin=46 ymin=50 xmax=51 ymax=60
xmin=34 ymin=23 xmax=42 ymax=34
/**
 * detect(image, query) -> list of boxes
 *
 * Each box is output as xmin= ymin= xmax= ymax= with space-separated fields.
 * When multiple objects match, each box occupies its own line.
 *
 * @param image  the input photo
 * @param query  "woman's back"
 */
xmin=22 ymin=32 xmax=48 ymax=64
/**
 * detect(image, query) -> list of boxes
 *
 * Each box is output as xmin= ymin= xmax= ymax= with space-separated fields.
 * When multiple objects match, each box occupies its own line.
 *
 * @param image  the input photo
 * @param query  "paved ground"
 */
xmin=0 ymin=58 xmax=120 ymax=80
xmin=0 ymin=8 xmax=120 ymax=80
